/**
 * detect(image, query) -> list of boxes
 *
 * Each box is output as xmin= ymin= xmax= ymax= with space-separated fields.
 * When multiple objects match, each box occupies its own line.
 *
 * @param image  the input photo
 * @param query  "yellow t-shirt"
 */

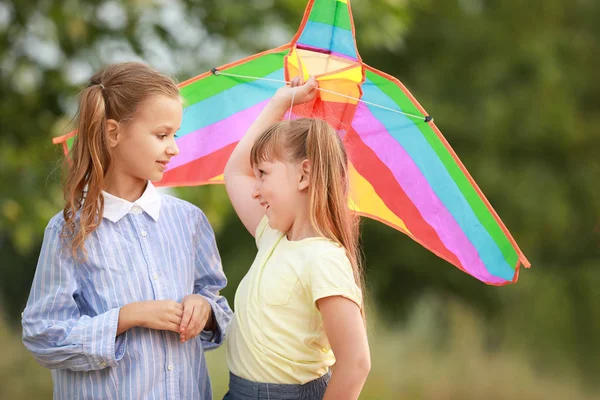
xmin=226 ymin=216 xmax=362 ymax=384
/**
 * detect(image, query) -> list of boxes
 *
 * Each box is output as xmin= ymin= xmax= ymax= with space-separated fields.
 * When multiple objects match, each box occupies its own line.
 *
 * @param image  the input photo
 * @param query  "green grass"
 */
xmin=3 ymin=300 xmax=599 ymax=399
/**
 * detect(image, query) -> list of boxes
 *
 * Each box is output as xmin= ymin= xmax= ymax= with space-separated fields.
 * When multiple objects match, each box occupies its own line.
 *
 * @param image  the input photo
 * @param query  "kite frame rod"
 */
xmin=211 ymin=69 xmax=432 ymax=122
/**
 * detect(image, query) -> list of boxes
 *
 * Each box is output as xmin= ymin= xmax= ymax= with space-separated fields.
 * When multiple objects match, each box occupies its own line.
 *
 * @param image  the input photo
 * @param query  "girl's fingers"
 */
xmin=183 ymin=307 xmax=211 ymax=342
xmin=186 ymin=307 xmax=200 ymax=336
xmin=186 ymin=319 xmax=205 ymax=342
xmin=306 ymin=77 xmax=318 ymax=93
xmin=195 ymin=315 xmax=209 ymax=338
xmin=196 ymin=304 xmax=212 ymax=336
xmin=296 ymin=77 xmax=317 ymax=102
xmin=165 ymin=322 xmax=180 ymax=333
xmin=169 ymin=300 xmax=184 ymax=314
xmin=190 ymin=315 xmax=203 ymax=339
xmin=179 ymin=305 xmax=194 ymax=332
xmin=181 ymin=306 xmax=199 ymax=342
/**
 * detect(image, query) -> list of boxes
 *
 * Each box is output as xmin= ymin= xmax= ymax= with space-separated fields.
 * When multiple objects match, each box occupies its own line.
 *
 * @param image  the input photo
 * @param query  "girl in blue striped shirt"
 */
xmin=22 ymin=62 xmax=232 ymax=399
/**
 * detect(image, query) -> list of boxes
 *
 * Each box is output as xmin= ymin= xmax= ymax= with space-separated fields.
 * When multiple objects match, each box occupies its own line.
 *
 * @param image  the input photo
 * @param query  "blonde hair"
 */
xmin=63 ymin=61 xmax=180 ymax=260
xmin=251 ymin=118 xmax=365 ymax=317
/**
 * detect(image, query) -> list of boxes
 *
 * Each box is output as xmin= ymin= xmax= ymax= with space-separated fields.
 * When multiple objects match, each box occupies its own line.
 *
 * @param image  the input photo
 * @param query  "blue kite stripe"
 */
xmin=178 ymin=69 xmax=285 ymax=139
xmin=298 ymin=21 xmax=357 ymax=60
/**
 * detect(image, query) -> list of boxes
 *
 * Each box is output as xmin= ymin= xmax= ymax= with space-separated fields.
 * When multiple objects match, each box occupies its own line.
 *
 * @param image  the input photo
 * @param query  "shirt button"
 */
xmin=167 ymin=365 xmax=174 ymax=371
xmin=153 ymin=274 xmax=159 ymax=280
xmin=131 ymin=205 xmax=140 ymax=213
xmin=100 ymin=361 xmax=107 ymax=367
xmin=141 ymin=231 xmax=147 ymax=237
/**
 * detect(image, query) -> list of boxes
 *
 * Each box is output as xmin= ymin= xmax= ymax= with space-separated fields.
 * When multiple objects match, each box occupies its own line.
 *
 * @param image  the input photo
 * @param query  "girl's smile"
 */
xmin=156 ymin=160 xmax=170 ymax=172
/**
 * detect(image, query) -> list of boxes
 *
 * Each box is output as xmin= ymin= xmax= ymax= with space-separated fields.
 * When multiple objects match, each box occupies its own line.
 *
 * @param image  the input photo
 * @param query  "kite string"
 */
xmin=212 ymin=70 xmax=431 ymax=122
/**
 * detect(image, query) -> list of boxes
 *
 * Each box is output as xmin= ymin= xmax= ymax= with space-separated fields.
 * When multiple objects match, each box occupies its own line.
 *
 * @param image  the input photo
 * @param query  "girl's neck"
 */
xmin=286 ymin=221 xmax=317 ymax=241
xmin=286 ymin=203 xmax=317 ymax=241
xmin=103 ymin=170 xmax=147 ymax=202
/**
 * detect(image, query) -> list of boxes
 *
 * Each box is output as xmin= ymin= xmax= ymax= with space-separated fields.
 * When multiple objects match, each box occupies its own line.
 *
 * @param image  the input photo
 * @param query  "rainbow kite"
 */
xmin=54 ymin=0 xmax=529 ymax=285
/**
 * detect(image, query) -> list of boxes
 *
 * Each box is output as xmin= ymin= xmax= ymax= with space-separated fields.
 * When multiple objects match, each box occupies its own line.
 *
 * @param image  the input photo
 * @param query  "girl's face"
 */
xmin=110 ymin=94 xmax=183 ymax=182
xmin=252 ymin=159 xmax=306 ymax=232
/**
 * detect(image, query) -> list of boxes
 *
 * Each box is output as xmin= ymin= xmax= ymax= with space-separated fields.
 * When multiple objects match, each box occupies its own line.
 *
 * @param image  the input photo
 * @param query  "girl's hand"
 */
xmin=179 ymin=294 xmax=214 ymax=343
xmin=119 ymin=300 xmax=183 ymax=335
xmin=273 ymin=76 xmax=318 ymax=109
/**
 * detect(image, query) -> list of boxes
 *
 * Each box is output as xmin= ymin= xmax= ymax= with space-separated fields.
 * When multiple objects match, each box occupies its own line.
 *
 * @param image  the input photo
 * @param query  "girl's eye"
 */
xmin=258 ymin=169 xmax=265 ymax=177
xmin=158 ymin=133 xmax=178 ymax=140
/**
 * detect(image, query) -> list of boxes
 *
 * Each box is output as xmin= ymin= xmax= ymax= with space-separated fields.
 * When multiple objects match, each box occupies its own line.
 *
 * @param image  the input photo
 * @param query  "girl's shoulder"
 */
xmin=160 ymin=194 xmax=213 ymax=233
xmin=290 ymin=237 xmax=348 ymax=264
xmin=46 ymin=210 xmax=67 ymax=233
xmin=160 ymin=194 xmax=206 ymax=218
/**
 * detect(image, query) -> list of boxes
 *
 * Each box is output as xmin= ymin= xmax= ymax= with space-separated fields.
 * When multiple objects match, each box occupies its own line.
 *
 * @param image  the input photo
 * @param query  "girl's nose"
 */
xmin=252 ymin=182 xmax=261 ymax=200
xmin=167 ymin=139 xmax=179 ymax=156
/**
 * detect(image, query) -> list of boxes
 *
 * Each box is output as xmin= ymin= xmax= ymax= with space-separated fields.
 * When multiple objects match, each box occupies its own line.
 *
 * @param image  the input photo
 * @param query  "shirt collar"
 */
xmin=102 ymin=181 xmax=162 ymax=223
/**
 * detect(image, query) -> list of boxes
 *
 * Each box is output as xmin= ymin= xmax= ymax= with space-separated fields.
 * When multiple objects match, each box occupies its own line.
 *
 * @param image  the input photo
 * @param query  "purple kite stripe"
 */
xmin=352 ymin=103 xmax=504 ymax=283
xmin=167 ymin=100 xmax=270 ymax=172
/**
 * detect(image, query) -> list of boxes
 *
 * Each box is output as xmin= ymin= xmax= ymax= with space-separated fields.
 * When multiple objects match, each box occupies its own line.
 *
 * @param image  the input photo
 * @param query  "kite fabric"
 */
xmin=54 ymin=0 xmax=530 ymax=285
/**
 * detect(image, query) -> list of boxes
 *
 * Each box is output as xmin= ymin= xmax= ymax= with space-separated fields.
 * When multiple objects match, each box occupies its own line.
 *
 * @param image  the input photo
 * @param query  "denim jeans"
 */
xmin=222 ymin=372 xmax=331 ymax=400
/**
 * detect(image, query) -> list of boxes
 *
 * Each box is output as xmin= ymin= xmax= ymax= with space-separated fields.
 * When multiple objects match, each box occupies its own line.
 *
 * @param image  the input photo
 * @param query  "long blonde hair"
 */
xmin=63 ymin=62 xmax=179 ymax=260
xmin=250 ymin=118 xmax=365 ymax=316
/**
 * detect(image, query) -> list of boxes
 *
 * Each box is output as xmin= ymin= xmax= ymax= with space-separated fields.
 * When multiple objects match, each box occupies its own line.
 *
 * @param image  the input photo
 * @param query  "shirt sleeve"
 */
xmin=308 ymin=251 xmax=363 ymax=308
xmin=254 ymin=215 xmax=270 ymax=249
xmin=21 ymin=224 xmax=127 ymax=371
xmin=193 ymin=209 xmax=233 ymax=350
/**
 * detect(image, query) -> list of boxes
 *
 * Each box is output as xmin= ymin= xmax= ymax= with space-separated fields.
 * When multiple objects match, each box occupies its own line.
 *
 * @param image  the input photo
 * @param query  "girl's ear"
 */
xmin=298 ymin=159 xmax=310 ymax=191
xmin=105 ymin=119 xmax=120 ymax=148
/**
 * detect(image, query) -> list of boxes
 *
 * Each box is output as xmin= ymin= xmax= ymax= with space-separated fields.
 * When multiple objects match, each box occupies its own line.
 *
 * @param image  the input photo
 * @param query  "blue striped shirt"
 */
xmin=22 ymin=183 xmax=232 ymax=399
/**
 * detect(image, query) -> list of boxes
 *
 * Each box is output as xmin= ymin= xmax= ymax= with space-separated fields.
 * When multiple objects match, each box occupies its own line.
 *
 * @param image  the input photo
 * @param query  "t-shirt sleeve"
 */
xmin=254 ymin=215 xmax=271 ymax=249
xmin=308 ymin=251 xmax=363 ymax=308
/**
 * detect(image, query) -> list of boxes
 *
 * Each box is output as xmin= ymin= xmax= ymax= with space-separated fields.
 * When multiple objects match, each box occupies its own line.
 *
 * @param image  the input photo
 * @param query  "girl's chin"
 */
xmin=266 ymin=217 xmax=278 ymax=230
xmin=148 ymin=172 xmax=164 ymax=182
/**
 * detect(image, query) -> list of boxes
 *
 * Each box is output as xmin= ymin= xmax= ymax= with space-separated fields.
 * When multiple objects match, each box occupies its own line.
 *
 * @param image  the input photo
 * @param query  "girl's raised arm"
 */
xmin=223 ymin=77 xmax=317 ymax=236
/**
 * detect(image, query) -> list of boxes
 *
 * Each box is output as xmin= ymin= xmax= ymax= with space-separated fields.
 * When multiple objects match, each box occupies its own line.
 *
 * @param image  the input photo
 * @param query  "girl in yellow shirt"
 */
xmin=223 ymin=76 xmax=370 ymax=400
